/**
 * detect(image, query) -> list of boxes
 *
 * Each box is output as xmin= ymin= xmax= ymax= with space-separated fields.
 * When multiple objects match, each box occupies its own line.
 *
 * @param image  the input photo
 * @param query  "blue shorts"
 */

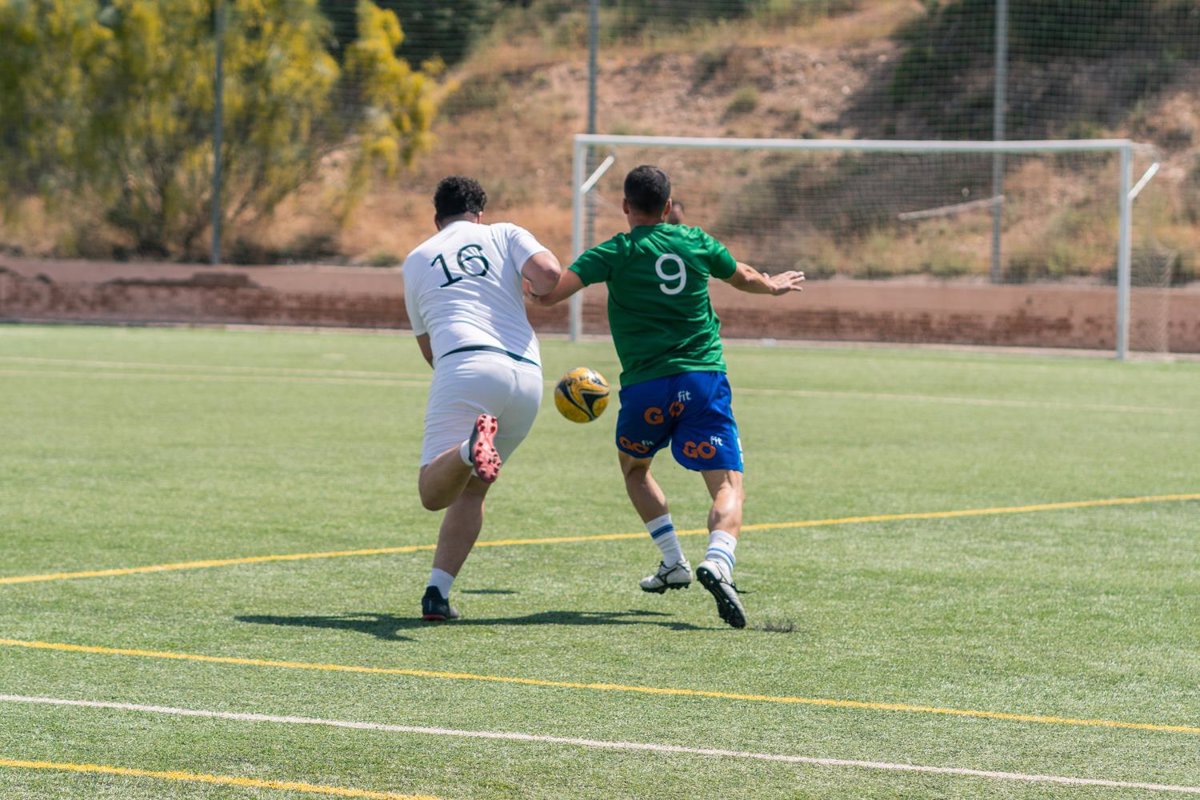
xmin=615 ymin=371 xmax=743 ymax=472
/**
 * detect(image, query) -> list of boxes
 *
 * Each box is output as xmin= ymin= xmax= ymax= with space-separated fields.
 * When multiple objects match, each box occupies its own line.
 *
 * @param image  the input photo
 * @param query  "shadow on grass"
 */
xmin=236 ymin=608 xmax=707 ymax=641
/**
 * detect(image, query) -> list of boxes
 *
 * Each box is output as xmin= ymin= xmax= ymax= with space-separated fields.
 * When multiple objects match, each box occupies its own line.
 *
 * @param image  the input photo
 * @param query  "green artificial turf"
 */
xmin=1 ymin=324 xmax=1197 ymax=799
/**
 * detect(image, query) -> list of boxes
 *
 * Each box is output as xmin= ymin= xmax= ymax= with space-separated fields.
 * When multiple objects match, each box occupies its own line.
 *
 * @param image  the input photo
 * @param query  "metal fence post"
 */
xmin=1116 ymin=144 xmax=1133 ymax=360
xmin=569 ymin=138 xmax=586 ymax=342
xmin=990 ymin=0 xmax=1008 ymax=283
xmin=583 ymin=0 xmax=598 ymax=261
xmin=210 ymin=0 xmax=226 ymax=266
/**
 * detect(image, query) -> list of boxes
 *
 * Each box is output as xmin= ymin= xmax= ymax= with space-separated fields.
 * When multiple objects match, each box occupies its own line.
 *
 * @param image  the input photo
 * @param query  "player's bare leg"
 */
xmin=432 ymin=477 xmax=490 ymax=576
xmin=422 ymin=477 xmax=490 ymax=621
xmin=418 ymin=449 xmax=472 ymax=512
xmin=619 ymin=452 xmax=667 ymax=521
xmin=620 ymin=452 xmax=692 ymax=593
xmin=702 ymin=468 xmax=744 ymax=538
xmin=696 ymin=468 xmax=746 ymax=628
xmin=420 ymin=414 xmax=500 ymax=621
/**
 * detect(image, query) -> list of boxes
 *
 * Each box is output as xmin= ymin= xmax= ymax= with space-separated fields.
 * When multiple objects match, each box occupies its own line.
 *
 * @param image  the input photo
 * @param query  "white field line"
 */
xmin=0 ymin=357 xmax=1187 ymax=415
xmin=3 ymin=695 xmax=1198 ymax=795
xmin=0 ymin=369 xmax=429 ymax=389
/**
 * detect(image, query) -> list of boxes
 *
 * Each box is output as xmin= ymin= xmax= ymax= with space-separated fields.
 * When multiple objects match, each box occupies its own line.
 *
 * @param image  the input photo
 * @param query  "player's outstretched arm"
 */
xmin=724 ymin=261 xmax=804 ymax=296
xmin=527 ymin=269 xmax=584 ymax=307
xmin=521 ymin=251 xmax=563 ymax=298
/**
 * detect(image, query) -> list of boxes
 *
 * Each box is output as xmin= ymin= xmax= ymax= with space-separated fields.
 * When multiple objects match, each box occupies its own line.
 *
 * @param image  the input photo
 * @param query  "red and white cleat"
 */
xmin=468 ymin=413 xmax=501 ymax=483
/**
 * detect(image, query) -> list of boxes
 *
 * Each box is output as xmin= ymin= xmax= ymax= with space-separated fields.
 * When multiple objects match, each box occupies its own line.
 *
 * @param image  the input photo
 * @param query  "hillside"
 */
xmin=294 ymin=0 xmax=1196 ymax=284
xmin=287 ymin=1 xmax=922 ymax=266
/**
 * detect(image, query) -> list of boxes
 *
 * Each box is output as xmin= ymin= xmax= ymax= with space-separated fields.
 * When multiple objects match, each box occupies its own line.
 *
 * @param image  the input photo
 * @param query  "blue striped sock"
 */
xmin=646 ymin=513 xmax=685 ymax=566
xmin=705 ymin=530 xmax=737 ymax=578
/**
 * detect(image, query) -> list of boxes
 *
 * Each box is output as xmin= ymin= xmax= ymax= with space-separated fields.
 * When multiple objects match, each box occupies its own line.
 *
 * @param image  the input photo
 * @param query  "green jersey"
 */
xmin=570 ymin=223 xmax=738 ymax=386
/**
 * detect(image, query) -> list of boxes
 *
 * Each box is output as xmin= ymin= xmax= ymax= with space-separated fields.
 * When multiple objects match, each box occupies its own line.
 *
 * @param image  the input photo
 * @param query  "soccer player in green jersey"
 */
xmin=531 ymin=165 xmax=804 ymax=628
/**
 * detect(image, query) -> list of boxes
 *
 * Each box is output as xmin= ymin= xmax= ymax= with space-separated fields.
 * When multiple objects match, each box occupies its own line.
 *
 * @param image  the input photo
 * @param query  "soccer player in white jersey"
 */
xmin=403 ymin=176 xmax=562 ymax=621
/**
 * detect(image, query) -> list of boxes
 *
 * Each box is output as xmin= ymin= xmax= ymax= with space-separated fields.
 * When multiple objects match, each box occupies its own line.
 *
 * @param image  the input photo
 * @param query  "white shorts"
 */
xmin=420 ymin=351 xmax=544 ymax=467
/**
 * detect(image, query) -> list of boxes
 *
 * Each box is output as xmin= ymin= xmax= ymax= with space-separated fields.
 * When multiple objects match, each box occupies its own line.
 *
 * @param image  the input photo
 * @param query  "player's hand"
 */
xmin=767 ymin=270 xmax=805 ymax=295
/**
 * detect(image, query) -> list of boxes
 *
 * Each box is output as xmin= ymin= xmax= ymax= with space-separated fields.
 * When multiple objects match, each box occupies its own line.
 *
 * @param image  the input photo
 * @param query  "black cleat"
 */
xmin=421 ymin=586 xmax=460 ymax=621
xmin=696 ymin=561 xmax=746 ymax=629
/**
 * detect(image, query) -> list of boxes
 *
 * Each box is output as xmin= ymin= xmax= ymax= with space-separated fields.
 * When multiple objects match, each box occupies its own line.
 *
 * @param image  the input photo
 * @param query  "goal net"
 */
xmin=570 ymin=135 xmax=1171 ymax=359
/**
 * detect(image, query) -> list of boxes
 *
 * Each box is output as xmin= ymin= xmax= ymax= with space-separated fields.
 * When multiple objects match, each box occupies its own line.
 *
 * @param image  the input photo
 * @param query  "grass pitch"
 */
xmin=1 ymin=324 xmax=1198 ymax=799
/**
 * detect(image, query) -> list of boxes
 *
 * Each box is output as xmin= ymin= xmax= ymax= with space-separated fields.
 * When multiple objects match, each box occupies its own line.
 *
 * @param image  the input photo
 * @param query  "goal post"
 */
xmin=570 ymin=134 xmax=1161 ymax=359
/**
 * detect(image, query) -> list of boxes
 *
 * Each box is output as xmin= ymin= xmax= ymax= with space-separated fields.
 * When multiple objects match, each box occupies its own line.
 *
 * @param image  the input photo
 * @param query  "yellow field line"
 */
xmin=2 ymin=493 xmax=1197 ymax=587
xmin=0 ymin=757 xmax=436 ymax=799
xmin=2 ymin=638 xmax=1197 ymax=737
xmin=0 ymin=545 xmax=437 ymax=586
xmin=737 ymin=492 xmax=1200 ymax=534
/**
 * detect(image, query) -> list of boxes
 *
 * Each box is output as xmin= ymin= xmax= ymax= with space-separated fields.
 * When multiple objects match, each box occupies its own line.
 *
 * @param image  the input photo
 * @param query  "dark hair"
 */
xmin=624 ymin=165 xmax=671 ymax=215
xmin=434 ymin=176 xmax=487 ymax=221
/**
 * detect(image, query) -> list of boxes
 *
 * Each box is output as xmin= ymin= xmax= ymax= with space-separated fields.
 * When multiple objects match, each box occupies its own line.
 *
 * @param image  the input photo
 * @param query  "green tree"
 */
xmin=0 ymin=0 xmax=438 ymax=258
xmin=319 ymin=0 xmax=501 ymax=68
xmin=341 ymin=0 xmax=437 ymax=214
xmin=0 ymin=0 xmax=114 ymax=201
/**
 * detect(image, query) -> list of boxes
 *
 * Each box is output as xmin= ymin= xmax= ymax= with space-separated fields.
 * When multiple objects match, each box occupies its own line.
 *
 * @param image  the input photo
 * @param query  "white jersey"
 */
xmin=402 ymin=220 xmax=547 ymax=365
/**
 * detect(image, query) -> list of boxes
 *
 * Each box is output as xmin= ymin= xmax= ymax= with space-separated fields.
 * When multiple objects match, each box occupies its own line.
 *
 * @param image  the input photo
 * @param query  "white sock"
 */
xmin=458 ymin=438 xmax=472 ymax=466
xmin=646 ymin=513 xmax=685 ymax=566
xmin=427 ymin=567 xmax=455 ymax=599
xmin=704 ymin=530 xmax=738 ymax=578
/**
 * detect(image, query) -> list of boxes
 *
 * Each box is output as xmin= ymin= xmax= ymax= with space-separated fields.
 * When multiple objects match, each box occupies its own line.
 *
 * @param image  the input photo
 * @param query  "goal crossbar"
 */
xmin=575 ymin=133 xmax=1145 ymax=154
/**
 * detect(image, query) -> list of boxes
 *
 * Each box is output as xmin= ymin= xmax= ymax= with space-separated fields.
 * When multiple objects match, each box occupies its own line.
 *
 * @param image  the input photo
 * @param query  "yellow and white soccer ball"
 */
xmin=554 ymin=367 xmax=610 ymax=423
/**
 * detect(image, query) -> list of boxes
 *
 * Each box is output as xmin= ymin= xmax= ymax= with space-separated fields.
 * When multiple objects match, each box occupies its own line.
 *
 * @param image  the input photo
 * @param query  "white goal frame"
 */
xmin=570 ymin=134 xmax=1158 ymax=360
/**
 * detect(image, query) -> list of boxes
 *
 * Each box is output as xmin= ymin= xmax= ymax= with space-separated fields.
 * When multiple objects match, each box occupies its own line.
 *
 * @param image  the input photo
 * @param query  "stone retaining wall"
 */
xmin=2 ymin=257 xmax=1197 ymax=352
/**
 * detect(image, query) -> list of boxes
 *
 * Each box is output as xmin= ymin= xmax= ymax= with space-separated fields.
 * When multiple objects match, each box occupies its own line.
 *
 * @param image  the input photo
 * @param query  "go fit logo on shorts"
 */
xmin=619 ymin=436 xmax=652 ymax=454
xmin=619 ymin=436 xmax=717 ymax=459
xmin=681 ymin=440 xmax=717 ymax=459
xmin=643 ymin=402 xmax=686 ymax=425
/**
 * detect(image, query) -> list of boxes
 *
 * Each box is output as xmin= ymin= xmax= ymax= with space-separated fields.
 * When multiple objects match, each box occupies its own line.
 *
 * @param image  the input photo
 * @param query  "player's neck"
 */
xmin=436 ymin=213 xmax=481 ymax=230
xmin=627 ymin=213 xmax=665 ymax=229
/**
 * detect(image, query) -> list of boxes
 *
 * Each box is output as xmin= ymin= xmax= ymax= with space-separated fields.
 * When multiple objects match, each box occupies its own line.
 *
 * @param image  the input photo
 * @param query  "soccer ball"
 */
xmin=554 ymin=367 xmax=610 ymax=423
